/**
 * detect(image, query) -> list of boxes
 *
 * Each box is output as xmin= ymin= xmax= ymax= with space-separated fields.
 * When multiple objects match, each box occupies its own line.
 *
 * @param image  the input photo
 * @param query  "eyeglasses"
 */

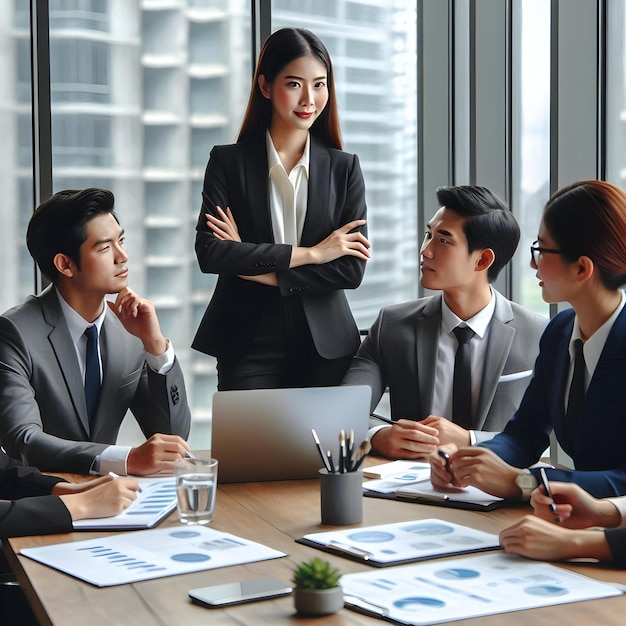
xmin=530 ymin=240 xmax=563 ymax=266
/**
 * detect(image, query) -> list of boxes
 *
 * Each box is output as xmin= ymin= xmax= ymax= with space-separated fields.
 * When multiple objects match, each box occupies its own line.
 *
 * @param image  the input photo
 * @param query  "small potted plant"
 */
xmin=292 ymin=557 xmax=343 ymax=616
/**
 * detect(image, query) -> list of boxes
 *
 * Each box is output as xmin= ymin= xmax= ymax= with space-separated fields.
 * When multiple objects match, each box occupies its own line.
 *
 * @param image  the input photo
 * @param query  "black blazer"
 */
xmin=0 ymin=451 xmax=72 ymax=537
xmin=192 ymin=134 xmax=368 ymax=360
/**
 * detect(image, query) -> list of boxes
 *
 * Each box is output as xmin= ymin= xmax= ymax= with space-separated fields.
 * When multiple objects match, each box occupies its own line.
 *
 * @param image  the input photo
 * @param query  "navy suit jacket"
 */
xmin=192 ymin=134 xmax=367 ymax=360
xmin=0 ymin=451 xmax=71 ymax=538
xmin=481 ymin=305 xmax=626 ymax=497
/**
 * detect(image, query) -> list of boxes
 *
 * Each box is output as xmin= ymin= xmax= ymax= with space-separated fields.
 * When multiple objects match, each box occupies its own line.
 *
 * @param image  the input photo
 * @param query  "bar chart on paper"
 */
xmin=72 ymin=477 xmax=178 ymax=530
xmin=20 ymin=526 xmax=286 ymax=586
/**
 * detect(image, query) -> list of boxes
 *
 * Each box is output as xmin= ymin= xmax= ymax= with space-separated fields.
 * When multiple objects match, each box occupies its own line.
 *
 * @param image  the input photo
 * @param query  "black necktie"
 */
xmin=564 ymin=338 xmax=586 ymax=434
xmin=84 ymin=325 xmax=101 ymax=424
xmin=452 ymin=325 xmax=475 ymax=428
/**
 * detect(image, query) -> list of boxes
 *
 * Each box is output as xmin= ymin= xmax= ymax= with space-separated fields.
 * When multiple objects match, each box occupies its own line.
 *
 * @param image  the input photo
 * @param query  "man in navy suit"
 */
xmin=0 ymin=188 xmax=191 ymax=475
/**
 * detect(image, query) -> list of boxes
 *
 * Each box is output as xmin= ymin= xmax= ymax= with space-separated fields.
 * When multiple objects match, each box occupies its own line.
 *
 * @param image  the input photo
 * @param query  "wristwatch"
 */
xmin=515 ymin=469 xmax=538 ymax=498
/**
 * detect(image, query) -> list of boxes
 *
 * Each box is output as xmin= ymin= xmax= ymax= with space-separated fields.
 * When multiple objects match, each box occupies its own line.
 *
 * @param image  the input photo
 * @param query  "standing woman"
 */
xmin=192 ymin=28 xmax=370 ymax=391
xmin=430 ymin=180 xmax=626 ymax=498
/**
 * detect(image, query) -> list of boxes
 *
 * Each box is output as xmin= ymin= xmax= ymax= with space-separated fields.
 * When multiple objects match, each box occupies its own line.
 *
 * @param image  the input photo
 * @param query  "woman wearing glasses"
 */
xmin=431 ymin=180 xmax=626 ymax=499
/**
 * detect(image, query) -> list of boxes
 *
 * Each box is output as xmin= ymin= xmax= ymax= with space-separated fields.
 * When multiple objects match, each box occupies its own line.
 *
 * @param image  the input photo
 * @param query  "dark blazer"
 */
xmin=342 ymin=291 xmax=546 ymax=441
xmin=482 ymin=306 xmax=626 ymax=498
xmin=605 ymin=526 xmax=626 ymax=564
xmin=0 ymin=451 xmax=71 ymax=538
xmin=192 ymin=134 xmax=367 ymax=360
xmin=0 ymin=286 xmax=191 ymax=474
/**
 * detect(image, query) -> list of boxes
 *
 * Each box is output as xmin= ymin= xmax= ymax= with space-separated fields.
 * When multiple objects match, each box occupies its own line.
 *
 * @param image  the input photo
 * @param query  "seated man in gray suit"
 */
xmin=342 ymin=185 xmax=546 ymax=459
xmin=0 ymin=188 xmax=192 ymax=475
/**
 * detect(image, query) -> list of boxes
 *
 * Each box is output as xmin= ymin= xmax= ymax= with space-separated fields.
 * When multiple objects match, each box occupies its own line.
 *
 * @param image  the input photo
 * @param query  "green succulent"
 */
xmin=292 ymin=557 xmax=341 ymax=590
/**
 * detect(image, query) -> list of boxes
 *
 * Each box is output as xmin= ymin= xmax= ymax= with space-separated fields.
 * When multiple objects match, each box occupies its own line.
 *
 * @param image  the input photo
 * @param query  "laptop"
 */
xmin=211 ymin=385 xmax=371 ymax=483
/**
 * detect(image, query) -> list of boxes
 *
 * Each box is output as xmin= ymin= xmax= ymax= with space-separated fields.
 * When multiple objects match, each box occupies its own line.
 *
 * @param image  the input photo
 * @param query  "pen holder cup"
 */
xmin=319 ymin=468 xmax=363 ymax=525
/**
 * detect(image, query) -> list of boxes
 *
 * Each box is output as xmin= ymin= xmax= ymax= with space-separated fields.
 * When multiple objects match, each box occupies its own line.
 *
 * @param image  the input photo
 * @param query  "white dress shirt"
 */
xmin=369 ymin=289 xmax=497 ymax=445
xmin=266 ymin=130 xmax=310 ymax=246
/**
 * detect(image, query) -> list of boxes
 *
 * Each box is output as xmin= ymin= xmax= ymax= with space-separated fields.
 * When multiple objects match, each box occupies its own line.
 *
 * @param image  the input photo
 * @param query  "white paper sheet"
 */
xmin=21 ymin=526 xmax=286 ymax=587
xmin=342 ymin=553 xmax=623 ymax=625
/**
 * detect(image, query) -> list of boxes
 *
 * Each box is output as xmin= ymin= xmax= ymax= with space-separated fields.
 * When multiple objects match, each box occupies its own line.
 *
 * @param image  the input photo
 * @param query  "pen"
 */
xmin=370 ymin=413 xmax=395 ymax=426
xmin=311 ymin=429 xmax=333 ymax=473
xmin=539 ymin=467 xmax=559 ymax=520
xmin=108 ymin=471 xmax=142 ymax=492
xmin=184 ymin=451 xmax=199 ymax=459
xmin=438 ymin=449 xmax=452 ymax=475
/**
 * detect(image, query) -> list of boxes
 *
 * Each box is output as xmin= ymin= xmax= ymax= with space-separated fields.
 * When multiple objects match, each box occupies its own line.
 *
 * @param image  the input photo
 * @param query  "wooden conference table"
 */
xmin=5 ymin=469 xmax=626 ymax=626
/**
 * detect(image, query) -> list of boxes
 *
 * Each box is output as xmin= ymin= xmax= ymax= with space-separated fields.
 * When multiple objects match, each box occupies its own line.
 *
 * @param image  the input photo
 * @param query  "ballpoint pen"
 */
xmin=539 ymin=467 xmax=559 ymax=520
xmin=438 ymin=449 xmax=452 ymax=475
xmin=109 ymin=471 xmax=142 ymax=492
xmin=370 ymin=413 xmax=395 ymax=426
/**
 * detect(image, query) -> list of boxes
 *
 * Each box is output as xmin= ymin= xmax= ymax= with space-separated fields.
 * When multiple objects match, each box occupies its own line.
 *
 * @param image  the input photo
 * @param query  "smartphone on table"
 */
xmin=189 ymin=577 xmax=292 ymax=607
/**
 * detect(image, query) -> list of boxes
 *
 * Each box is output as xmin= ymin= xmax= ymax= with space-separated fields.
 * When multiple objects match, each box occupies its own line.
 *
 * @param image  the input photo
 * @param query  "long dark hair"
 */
xmin=543 ymin=180 xmax=626 ymax=290
xmin=237 ymin=28 xmax=342 ymax=149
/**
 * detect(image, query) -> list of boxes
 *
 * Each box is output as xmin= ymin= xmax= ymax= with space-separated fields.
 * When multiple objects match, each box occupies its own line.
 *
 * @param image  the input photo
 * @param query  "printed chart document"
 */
xmin=363 ymin=460 xmax=431 ymax=480
xmin=363 ymin=471 xmax=505 ymax=511
xmin=20 ymin=526 xmax=286 ymax=587
xmin=72 ymin=476 xmax=177 ymax=530
xmin=297 ymin=519 xmax=499 ymax=567
xmin=342 ymin=553 xmax=623 ymax=625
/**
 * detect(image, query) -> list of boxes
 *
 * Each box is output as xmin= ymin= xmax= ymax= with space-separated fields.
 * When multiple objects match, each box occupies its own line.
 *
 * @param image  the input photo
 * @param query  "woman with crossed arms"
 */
xmin=193 ymin=28 xmax=370 ymax=391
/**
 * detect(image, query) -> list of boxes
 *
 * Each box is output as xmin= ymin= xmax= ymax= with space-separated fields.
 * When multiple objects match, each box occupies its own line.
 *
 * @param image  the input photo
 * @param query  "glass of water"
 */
xmin=174 ymin=456 xmax=218 ymax=525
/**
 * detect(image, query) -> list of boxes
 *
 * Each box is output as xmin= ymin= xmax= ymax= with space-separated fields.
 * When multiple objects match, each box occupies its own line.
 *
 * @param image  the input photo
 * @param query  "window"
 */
xmin=511 ymin=0 xmax=551 ymax=316
xmin=607 ymin=1 xmax=626 ymax=188
xmin=272 ymin=0 xmax=419 ymax=328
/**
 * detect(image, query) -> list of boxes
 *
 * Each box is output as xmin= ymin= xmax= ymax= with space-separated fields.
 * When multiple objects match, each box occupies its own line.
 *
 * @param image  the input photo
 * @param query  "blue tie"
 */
xmin=84 ymin=325 xmax=101 ymax=424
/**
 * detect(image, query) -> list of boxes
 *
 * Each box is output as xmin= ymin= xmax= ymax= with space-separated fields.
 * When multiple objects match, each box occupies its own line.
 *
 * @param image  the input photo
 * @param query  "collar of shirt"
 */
xmin=265 ymin=130 xmax=310 ymax=180
xmin=55 ymin=287 xmax=106 ymax=343
xmin=570 ymin=289 xmax=626 ymax=379
xmin=441 ymin=288 xmax=496 ymax=338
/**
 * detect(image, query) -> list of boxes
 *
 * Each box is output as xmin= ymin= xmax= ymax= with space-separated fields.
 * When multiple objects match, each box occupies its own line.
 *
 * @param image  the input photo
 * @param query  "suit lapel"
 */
xmin=301 ymin=137 xmax=330 ymax=247
xmin=243 ymin=139 xmax=274 ymax=242
xmin=40 ymin=288 xmax=90 ymax=436
xmin=582 ymin=307 xmax=626 ymax=417
xmin=475 ymin=291 xmax=516 ymax=428
xmin=416 ymin=296 xmax=442 ymax=415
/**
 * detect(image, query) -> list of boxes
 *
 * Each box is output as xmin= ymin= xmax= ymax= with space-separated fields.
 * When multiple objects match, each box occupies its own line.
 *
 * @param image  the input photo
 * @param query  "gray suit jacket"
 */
xmin=342 ymin=290 xmax=547 ymax=441
xmin=0 ymin=287 xmax=191 ymax=473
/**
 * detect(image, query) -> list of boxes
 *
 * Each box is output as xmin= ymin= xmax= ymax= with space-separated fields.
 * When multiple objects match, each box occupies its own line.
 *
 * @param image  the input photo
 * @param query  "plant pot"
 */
xmin=293 ymin=586 xmax=344 ymax=616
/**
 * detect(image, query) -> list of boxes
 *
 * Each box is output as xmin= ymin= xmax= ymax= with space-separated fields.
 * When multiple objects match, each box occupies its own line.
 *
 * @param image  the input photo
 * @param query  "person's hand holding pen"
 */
xmin=428 ymin=444 xmax=461 ymax=489
xmin=530 ymin=481 xmax=623 ymax=529
xmin=370 ymin=414 xmax=440 ymax=459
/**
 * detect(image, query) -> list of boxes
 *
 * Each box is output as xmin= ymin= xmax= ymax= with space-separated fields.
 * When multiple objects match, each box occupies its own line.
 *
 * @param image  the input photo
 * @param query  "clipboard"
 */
xmin=296 ymin=519 xmax=501 ymax=567
xmin=362 ymin=475 xmax=522 ymax=512
xmin=341 ymin=553 xmax=624 ymax=625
